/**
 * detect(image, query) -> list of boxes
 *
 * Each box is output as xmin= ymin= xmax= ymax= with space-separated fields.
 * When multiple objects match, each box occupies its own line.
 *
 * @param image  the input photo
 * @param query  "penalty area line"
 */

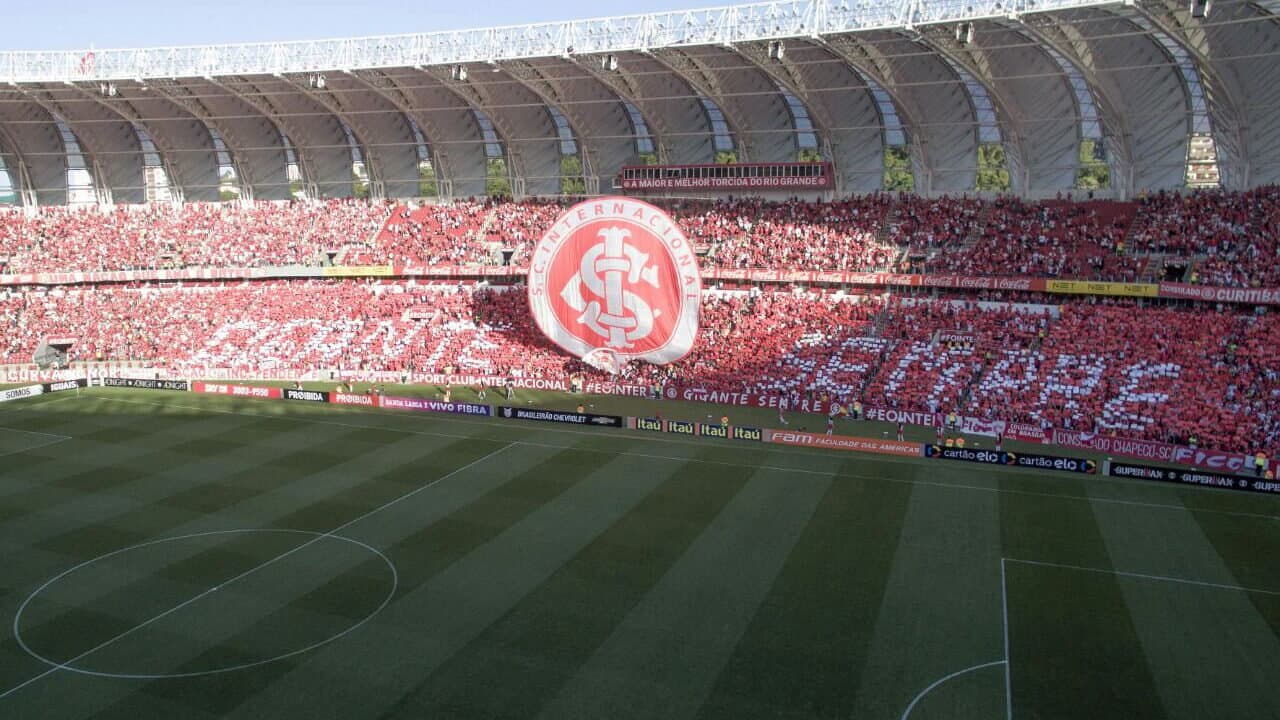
xmin=0 ymin=393 xmax=85 ymax=418
xmin=0 ymin=435 xmax=72 ymax=460
xmin=0 ymin=425 xmax=74 ymax=441
xmin=1003 ymin=557 xmax=1280 ymax=596
xmin=998 ymin=555 xmax=1280 ymax=718
xmin=1001 ymin=558 xmax=1012 ymax=720
xmin=900 ymin=659 xmax=1007 ymax=720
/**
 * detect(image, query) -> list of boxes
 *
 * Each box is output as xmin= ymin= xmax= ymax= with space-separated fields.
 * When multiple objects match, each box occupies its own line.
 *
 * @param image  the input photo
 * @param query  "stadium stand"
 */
xmin=920 ymin=198 xmax=1140 ymax=280
xmin=0 ymin=200 xmax=390 ymax=272
xmin=1128 ymin=187 xmax=1280 ymax=288
xmin=3 ymin=190 xmax=1278 ymax=288
xmin=4 ymin=9 xmax=1280 ymax=718
xmin=2 ymin=280 xmax=1275 ymax=455
xmin=701 ymin=196 xmax=897 ymax=271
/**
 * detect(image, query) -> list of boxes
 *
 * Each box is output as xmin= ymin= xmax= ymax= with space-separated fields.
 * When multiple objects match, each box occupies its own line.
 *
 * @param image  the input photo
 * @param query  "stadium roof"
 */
xmin=0 ymin=0 xmax=1275 ymax=204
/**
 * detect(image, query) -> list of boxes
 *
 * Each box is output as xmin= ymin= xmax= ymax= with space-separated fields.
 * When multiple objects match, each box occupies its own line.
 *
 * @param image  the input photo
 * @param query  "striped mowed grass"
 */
xmin=0 ymin=387 xmax=1276 ymax=719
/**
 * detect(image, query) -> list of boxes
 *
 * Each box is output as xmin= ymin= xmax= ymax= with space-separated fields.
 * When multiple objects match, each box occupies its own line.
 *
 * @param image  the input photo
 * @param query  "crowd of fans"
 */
xmin=861 ymin=300 xmax=1047 ymax=413
xmin=966 ymin=303 xmax=1280 ymax=453
xmin=1 ymin=280 xmax=1275 ymax=455
xmin=1127 ymin=187 xmax=1280 ymax=288
xmin=701 ymin=196 xmax=897 ymax=271
xmin=891 ymin=195 xmax=984 ymax=260
xmin=2 ymin=189 xmax=1278 ymax=288
xmin=1 ymin=187 xmax=1277 ymax=456
xmin=920 ymin=199 xmax=1141 ymax=280
xmin=358 ymin=200 xmax=494 ymax=266
xmin=0 ymin=200 xmax=389 ymax=272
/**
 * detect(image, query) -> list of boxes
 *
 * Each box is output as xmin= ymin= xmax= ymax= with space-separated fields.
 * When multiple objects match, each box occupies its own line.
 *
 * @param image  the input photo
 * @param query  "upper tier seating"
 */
xmin=2 ymin=189 xmax=1277 ymax=287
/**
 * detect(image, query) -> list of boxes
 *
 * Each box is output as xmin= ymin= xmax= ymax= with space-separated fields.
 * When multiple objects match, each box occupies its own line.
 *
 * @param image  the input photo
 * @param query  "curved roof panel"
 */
xmin=0 ymin=0 xmax=1275 ymax=201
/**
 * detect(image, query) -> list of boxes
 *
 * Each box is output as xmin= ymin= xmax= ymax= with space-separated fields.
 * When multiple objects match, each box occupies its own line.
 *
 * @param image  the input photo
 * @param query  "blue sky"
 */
xmin=6 ymin=0 xmax=727 ymax=50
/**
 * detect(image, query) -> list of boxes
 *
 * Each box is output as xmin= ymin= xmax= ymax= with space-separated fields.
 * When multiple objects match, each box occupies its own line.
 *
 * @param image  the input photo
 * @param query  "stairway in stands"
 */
xmin=331 ymin=204 xmax=402 ymax=265
xmin=876 ymin=199 xmax=907 ymax=270
xmin=867 ymin=296 xmax=896 ymax=338
xmin=1139 ymin=255 xmax=1166 ymax=282
xmin=350 ymin=210 xmax=390 ymax=264
xmin=854 ymin=299 xmax=897 ymax=401
xmin=1185 ymin=254 xmax=1208 ymax=284
xmin=1114 ymin=198 xmax=1146 ymax=254
xmin=472 ymin=206 xmax=500 ymax=246
xmin=956 ymin=201 xmax=995 ymax=255
xmin=1088 ymin=198 xmax=1148 ymax=282
xmin=297 ymin=212 xmax=327 ymax=265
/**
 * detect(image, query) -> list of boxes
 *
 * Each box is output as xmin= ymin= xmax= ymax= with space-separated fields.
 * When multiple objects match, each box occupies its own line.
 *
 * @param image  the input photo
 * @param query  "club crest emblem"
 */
xmin=528 ymin=198 xmax=701 ymax=372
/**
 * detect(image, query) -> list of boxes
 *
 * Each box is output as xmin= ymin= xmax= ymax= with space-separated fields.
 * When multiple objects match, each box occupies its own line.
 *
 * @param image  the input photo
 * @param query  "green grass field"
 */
xmin=0 ymin=386 xmax=1276 ymax=719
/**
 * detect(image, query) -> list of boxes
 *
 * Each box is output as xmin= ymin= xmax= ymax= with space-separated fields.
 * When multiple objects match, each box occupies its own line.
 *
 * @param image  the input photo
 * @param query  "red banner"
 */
xmin=702 ymin=269 xmax=1046 ymax=292
xmin=765 ymin=429 xmax=922 ymax=457
xmin=414 ymin=372 xmax=569 ymax=392
xmin=343 ymin=371 xmax=650 ymax=398
xmin=1157 ymin=282 xmax=1280 ymax=306
xmin=191 ymin=382 xmax=281 ymax=400
xmin=1169 ymin=446 xmax=1266 ymax=474
xmin=616 ymin=162 xmax=834 ymax=192
xmin=861 ymin=406 xmax=942 ymax=427
xmin=399 ymin=265 xmax=516 ymax=279
xmin=332 ymin=392 xmax=379 ymax=407
xmin=662 ymin=385 xmax=829 ymax=414
xmin=2 ymin=262 xmax=1279 ymax=307
xmin=960 ymin=417 xmax=1006 ymax=437
xmin=0 ymin=266 xmax=286 ymax=287
xmin=618 ymin=175 xmax=834 ymax=191
xmin=1051 ymin=429 xmax=1253 ymax=474
xmin=1005 ymin=422 xmax=1049 ymax=443
xmin=582 ymin=380 xmax=652 ymax=398
xmin=0 ymin=367 xmax=86 ymax=384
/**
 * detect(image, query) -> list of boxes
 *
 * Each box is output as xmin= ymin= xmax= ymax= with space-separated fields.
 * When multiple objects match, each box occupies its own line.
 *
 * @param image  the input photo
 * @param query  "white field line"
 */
xmin=0 ymin=425 xmax=73 ymax=441
xmin=998 ymin=555 xmax=1280 ymax=718
xmin=0 ymin=393 xmax=84 ymax=419
xmin=900 ymin=660 xmax=1007 ymax=720
xmin=1001 ymin=558 xmax=1013 ymax=720
xmin=1003 ymin=557 xmax=1280 ymax=596
xmin=12 ymin=529 xmax=400 ymax=681
xmin=0 ymin=436 xmax=71 ymax=460
xmin=0 ymin=393 xmax=82 ymax=452
xmin=84 ymin=395 xmax=1280 ymax=522
xmin=0 ymin=443 xmax=514 ymax=700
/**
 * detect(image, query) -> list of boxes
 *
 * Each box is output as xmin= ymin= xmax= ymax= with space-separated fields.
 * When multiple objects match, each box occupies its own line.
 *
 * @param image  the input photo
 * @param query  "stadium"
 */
xmin=0 ymin=0 xmax=1279 ymax=717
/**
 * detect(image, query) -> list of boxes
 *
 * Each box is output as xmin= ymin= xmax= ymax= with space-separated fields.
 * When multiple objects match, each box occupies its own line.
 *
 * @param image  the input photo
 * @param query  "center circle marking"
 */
xmin=13 ymin=528 xmax=398 ymax=680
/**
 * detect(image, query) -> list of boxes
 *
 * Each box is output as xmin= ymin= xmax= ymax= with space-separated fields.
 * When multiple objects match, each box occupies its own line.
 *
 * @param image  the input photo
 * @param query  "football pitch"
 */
xmin=0 ymin=387 xmax=1277 ymax=719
